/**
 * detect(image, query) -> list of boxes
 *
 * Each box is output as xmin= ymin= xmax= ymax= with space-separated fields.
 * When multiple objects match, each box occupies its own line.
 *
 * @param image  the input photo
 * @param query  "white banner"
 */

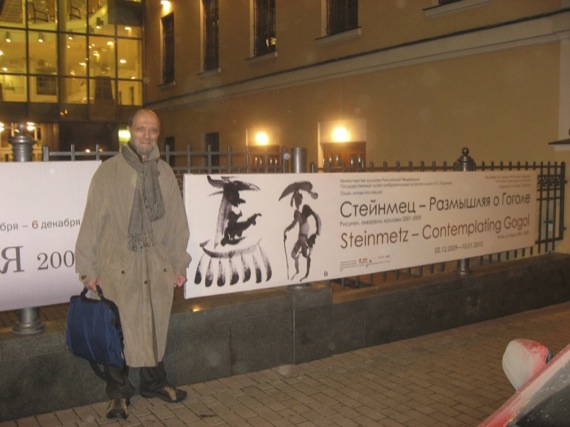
xmin=184 ymin=171 xmax=537 ymax=299
xmin=0 ymin=161 xmax=100 ymax=311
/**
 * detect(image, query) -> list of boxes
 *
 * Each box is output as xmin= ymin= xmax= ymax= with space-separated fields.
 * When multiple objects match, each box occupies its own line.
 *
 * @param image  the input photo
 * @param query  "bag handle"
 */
xmin=80 ymin=284 xmax=108 ymax=301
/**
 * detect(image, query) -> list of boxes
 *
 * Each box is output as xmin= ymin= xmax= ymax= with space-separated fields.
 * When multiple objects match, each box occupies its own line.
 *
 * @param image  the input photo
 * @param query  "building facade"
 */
xmin=143 ymin=0 xmax=570 ymax=169
xmin=0 ymin=0 xmax=143 ymax=156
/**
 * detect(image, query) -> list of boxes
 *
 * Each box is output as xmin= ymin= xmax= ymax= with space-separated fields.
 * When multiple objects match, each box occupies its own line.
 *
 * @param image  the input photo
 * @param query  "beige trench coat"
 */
xmin=75 ymin=153 xmax=191 ymax=367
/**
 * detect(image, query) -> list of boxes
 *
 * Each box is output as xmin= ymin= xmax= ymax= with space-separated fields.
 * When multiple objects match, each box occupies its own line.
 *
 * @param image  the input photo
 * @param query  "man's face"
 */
xmin=129 ymin=111 xmax=160 ymax=159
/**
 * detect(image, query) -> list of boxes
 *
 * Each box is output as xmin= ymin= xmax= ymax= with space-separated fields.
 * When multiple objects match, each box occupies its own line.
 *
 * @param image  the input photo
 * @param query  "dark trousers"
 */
xmin=104 ymin=362 xmax=168 ymax=400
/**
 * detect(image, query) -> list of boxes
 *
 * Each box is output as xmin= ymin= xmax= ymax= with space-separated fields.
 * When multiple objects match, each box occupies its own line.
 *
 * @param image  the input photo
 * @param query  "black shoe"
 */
xmin=106 ymin=398 xmax=129 ymax=419
xmin=141 ymin=385 xmax=187 ymax=403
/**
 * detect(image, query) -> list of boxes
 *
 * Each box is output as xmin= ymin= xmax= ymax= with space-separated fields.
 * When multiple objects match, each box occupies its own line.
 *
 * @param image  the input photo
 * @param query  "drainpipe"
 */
xmin=9 ymin=123 xmax=46 ymax=335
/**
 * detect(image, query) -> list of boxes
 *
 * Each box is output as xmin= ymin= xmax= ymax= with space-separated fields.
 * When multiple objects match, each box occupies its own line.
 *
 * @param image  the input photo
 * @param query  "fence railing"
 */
xmin=41 ymin=144 xmax=566 ymax=289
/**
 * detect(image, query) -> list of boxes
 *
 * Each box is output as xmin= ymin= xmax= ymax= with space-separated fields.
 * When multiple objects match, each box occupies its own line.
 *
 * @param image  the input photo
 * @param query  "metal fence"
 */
xmin=42 ymin=144 xmax=566 ymax=289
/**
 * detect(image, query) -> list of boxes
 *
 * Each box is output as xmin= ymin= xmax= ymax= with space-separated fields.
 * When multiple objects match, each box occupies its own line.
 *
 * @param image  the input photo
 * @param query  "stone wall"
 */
xmin=1 ymin=253 xmax=569 ymax=421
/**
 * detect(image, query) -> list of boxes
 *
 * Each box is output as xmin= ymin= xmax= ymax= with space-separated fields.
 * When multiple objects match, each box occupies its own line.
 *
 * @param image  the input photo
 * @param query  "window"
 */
xmin=326 ymin=0 xmax=358 ymax=36
xmin=203 ymin=0 xmax=219 ymax=71
xmin=0 ymin=0 xmax=143 ymax=108
xmin=36 ymin=75 xmax=57 ymax=96
xmin=253 ymin=0 xmax=276 ymax=56
xmin=161 ymin=13 xmax=175 ymax=84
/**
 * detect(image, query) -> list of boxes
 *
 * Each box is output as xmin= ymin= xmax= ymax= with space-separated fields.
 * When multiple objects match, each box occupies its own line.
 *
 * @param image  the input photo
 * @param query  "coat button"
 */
xmin=121 ymin=270 xmax=125 ymax=274
xmin=163 ymin=268 xmax=167 ymax=272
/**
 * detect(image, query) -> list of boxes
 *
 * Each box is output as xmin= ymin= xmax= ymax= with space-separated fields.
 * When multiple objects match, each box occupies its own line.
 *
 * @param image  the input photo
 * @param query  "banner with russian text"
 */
xmin=0 ymin=161 xmax=99 ymax=311
xmin=184 ymin=171 xmax=537 ymax=299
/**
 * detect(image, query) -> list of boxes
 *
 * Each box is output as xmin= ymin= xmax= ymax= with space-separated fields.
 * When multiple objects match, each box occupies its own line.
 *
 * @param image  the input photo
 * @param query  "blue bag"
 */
xmin=66 ymin=285 xmax=125 ymax=368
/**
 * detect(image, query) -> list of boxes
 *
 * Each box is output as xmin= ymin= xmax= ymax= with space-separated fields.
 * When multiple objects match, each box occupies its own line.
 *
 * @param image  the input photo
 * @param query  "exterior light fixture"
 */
xmin=161 ymin=1 xmax=172 ymax=12
xmin=5 ymin=31 xmax=11 ymax=42
xmin=96 ymin=17 xmax=104 ymax=28
xmin=255 ymin=131 xmax=270 ymax=146
xmin=332 ymin=126 xmax=351 ymax=142
xmin=118 ymin=129 xmax=131 ymax=143
xmin=38 ymin=32 xmax=45 ymax=43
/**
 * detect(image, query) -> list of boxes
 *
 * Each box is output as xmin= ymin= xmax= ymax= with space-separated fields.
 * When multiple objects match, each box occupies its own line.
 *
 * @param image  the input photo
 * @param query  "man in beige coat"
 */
xmin=75 ymin=109 xmax=191 ymax=419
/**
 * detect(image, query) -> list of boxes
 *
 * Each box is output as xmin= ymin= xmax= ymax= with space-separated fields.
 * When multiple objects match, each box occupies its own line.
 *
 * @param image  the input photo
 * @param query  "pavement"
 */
xmin=2 ymin=301 xmax=570 ymax=427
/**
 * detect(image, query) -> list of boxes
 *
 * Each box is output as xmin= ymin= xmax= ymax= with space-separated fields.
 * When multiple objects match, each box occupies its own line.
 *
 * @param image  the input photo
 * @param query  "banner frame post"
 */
xmin=289 ymin=147 xmax=311 ymax=290
xmin=455 ymin=147 xmax=476 ymax=276
xmin=10 ymin=123 xmax=46 ymax=335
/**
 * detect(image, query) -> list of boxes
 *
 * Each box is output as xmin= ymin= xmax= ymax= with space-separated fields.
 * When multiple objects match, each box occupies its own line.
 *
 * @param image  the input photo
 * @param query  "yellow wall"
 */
xmin=155 ymin=41 xmax=560 ymax=165
xmin=144 ymin=0 xmax=564 ymax=100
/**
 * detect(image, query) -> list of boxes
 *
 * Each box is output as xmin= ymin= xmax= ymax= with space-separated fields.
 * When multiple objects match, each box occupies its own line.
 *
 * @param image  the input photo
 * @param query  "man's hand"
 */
xmin=174 ymin=275 xmax=187 ymax=288
xmin=85 ymin=278 xmax=100 ymax=292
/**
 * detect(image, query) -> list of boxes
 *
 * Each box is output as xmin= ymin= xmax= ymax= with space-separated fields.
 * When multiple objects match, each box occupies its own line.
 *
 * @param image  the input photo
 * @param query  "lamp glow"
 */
xmin=332 ymin=126 xmax=350 ymax=142
xmin=161 ymin=1 xmax=172 ymax=12
xmin=255 ymin=131 xmax=270 ymax=146
xmin=118 ymin=129 xmax=131 ymax=143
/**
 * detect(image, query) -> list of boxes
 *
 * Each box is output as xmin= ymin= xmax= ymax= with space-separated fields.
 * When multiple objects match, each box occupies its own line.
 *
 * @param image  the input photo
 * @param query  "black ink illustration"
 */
xmin=194 ymin=176 xmax=271 ymax=287
xmin=279 ymin=181 xmax=322 ymax=281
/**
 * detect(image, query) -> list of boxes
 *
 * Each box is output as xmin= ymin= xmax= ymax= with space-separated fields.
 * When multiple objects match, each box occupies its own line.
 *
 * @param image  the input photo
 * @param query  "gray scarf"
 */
xmin=122 ymin=142 xmax=165 ymax=251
